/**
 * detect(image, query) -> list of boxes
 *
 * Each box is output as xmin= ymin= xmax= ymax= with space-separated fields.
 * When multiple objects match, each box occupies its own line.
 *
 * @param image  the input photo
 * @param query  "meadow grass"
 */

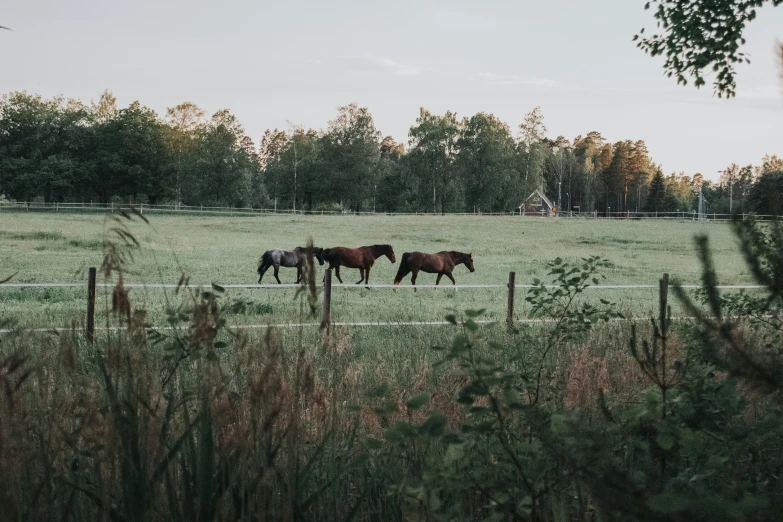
xmin=2 ymin=210 xmax=762 ymax=520
xmin=0 ymin=211 xmax=752 ymax=330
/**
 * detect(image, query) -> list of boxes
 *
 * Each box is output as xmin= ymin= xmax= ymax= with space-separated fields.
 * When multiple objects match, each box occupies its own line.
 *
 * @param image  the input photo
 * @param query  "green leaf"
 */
xmin=406 ymin=392 xmax=430 ymax=409
xmin=503 ymin=387 xmax=523 ymax=407
xmin=444 ymin=443 xmax=465 ymax=465
xmin=452 ymin=334 xmax=469 ymax=353
xmin=457 ymin=393 xmax=475 ymax=405
xmin=367 ymin=382 xmax=389 ymax=398
xmin=373 ymin=402 xmax=398 ymax=416
xmin=419 ymin=413 xmax=447 ymax=437
xmin=364 ymin=437 xmax=384 ymax=450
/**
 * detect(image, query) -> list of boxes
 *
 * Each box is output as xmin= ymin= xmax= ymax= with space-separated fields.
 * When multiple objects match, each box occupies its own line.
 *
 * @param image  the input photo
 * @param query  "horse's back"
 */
xmin=324 ymin=246 xmax=367 ymax=267
xmin=264 ymin=248 xmax=301 ymax=267
xmin=407 ymin=251 xmax=447 ymax=272
xmin=323 ymin=246 xmax=348 ymax=261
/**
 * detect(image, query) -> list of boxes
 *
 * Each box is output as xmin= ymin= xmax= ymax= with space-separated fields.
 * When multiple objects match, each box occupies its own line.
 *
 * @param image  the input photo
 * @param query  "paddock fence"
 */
xmin=0 ymin=268 xmax=765 ymax=337
xmin=0 ymin=200 xmax=774 ymax=221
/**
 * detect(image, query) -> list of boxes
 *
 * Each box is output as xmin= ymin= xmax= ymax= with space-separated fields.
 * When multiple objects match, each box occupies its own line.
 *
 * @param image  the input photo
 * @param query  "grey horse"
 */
xmin=257 ymin=247 xmax=325 ymax=284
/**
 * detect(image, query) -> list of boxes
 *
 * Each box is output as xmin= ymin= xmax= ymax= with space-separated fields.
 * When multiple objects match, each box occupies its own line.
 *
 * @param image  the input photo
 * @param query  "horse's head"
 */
xmin=382 ymin=245 xmax=396 ymax=263
xmin=313 ymin=247 xmax=325 ymax=266
xmin=463 ymin=253 xmax=475 ymax=272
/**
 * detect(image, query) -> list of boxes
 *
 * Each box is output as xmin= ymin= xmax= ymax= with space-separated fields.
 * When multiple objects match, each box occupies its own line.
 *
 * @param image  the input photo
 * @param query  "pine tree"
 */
xmin=644 ymin=170 xmax=667 ymax=212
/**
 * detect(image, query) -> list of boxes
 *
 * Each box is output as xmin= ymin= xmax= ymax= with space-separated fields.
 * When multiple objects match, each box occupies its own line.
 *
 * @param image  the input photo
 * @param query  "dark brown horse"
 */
xmin=322 ymin=245 xmax=396 ymax=284
xmin=393 ymin=251 xmax=475 ymax=287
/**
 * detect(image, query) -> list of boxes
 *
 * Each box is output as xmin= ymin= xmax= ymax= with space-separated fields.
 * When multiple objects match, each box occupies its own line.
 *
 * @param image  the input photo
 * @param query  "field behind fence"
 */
xmin=0 ymin=210 xmax=760 ymax=335
xmin=0 ymin=200 xmax=771 ymax=221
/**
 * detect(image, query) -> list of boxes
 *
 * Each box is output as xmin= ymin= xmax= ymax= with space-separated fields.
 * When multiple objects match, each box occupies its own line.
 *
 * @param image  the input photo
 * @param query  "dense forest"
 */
xmin=1 ymin=90 xmax=781 ymax=214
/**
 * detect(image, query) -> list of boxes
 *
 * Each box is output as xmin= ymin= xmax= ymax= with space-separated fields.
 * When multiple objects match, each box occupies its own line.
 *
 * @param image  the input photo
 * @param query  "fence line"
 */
xmin=0 ymin=201 xmax=774 ymax=221
xmin=0 ymin=282 xmax=767 ymax=290
xmin=0 ymin=267 xmax=766 ymax=338
xmin=0 ymin=315 xmax=709 ymax=335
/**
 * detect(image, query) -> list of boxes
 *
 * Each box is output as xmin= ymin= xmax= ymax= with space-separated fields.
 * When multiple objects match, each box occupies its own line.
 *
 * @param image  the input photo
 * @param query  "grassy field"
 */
xmin=3 ymin=210 xmax=778 ymax=520
xmin=0 ymin=211 xmax=753 ymax=330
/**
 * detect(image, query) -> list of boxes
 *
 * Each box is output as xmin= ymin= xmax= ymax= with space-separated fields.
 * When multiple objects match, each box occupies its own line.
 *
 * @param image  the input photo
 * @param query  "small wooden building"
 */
xmin=519 ymin=189 xmax=555 ymax=216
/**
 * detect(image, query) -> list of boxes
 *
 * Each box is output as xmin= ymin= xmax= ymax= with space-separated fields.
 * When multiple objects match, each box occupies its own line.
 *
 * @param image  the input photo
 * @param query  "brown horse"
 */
xmin=322 ymin=245 xmax=396 ymax=284
xmin=393 ymin=251 xmax=475 ymax=287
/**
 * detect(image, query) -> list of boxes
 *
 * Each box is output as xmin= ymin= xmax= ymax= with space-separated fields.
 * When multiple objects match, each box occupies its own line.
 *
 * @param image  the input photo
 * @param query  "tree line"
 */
xmin=1 ymin=90 xmax=781 ymax=214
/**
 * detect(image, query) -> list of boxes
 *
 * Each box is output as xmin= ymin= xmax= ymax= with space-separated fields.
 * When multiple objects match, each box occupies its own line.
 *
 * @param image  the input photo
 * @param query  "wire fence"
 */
xmin=0 ymin=315 xmax=713 ymax=335
xmin=0 ymin=273 xmax=766 ymax=336
xmin=0 ymin=282 xmax=766 ymax=290
xmin=0 ymin=200 xmax=773 ymax=221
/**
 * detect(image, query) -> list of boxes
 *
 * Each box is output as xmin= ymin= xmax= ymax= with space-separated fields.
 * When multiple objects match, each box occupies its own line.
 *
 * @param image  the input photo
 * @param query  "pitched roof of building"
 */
xmin=520 ymin=189 xmax=553 ymax=209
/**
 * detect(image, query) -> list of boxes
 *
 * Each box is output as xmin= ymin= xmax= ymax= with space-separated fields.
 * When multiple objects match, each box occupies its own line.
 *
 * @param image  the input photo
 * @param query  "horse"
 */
xmin=257 ymin=247 xmax=324 ymax=284
xmin=322 ymin=245 xmax=396 ymax=285
xmin=393 ymin=251 xmax=475 ymax=288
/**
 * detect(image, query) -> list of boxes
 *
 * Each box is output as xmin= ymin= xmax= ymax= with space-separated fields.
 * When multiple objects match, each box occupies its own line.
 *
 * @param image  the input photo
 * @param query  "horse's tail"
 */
xmin=394 ymin=252 xmax=411 ymax=284
xmin=258 ymin=251 xmax=271 ymax=273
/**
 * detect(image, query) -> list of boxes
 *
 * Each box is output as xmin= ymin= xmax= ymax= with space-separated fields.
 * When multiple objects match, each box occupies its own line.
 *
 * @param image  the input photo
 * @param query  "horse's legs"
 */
xmin=435 ymin=273 xmax=443 ymax=285
xmin=356 ymin=268 xmax=365 ymax=285
xmin=394 ymin=267 xmax=410 ymax=284
xmin=335 ymin=265 xmax=343 ymax=284
xmin=258 ymin=261 xmax=270 ymax=283
xmin=273 ymin=264 xmax=282 ymax=284
xmin=364 ymin=266 xmax=371 ymax=286
xmin=411 ymin=268 xmax=419 ymax=292
xmin=446 ymin=272 xmax=456 ymax=285
xmin=296 ymin=264 xmax=302 ymax=284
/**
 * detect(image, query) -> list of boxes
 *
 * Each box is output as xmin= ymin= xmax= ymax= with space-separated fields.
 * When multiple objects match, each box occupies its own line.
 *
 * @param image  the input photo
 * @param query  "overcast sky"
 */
xmin=2 ymin=0 xmax=781 ymax=179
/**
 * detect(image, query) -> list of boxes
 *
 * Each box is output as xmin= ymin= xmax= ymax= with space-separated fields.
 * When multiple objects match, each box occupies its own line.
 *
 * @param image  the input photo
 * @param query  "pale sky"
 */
xmin=2 ymin=0 xmax=782 ymax=180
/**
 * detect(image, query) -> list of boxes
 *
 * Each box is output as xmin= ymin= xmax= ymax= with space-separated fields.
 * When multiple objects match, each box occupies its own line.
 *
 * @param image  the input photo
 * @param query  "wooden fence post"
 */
xmin=321 ymin=269 xmax=332 ymax=334
xmin=659 ymin=273 xmax=669 ymax=325
xmin=507 ymin=271 xmax=516 ymax=329
xmin=87 ymin=267 xmax=96 ymax=344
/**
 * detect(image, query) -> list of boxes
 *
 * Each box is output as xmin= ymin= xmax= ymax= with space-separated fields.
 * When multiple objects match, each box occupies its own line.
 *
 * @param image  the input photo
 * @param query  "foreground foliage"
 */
xmin=2 ymin=214 xmax=783 ymax=520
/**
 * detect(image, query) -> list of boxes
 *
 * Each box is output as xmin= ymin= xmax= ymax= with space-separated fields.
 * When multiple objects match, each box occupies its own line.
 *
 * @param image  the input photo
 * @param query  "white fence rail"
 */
xmin=0 ymin=201 xmax=774 ymax=221
xmin=0 ymin=316 xmax=713 ymax=334
xmin=0 ymin=268 xmax=766 ymax=337
xmin=0 ymin=282 xmax=766 ymax=290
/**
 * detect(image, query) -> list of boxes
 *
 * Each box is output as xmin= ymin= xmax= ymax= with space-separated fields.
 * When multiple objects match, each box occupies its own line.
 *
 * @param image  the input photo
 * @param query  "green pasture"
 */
xmin=0 ymin=211 xmax=753 ymax=330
